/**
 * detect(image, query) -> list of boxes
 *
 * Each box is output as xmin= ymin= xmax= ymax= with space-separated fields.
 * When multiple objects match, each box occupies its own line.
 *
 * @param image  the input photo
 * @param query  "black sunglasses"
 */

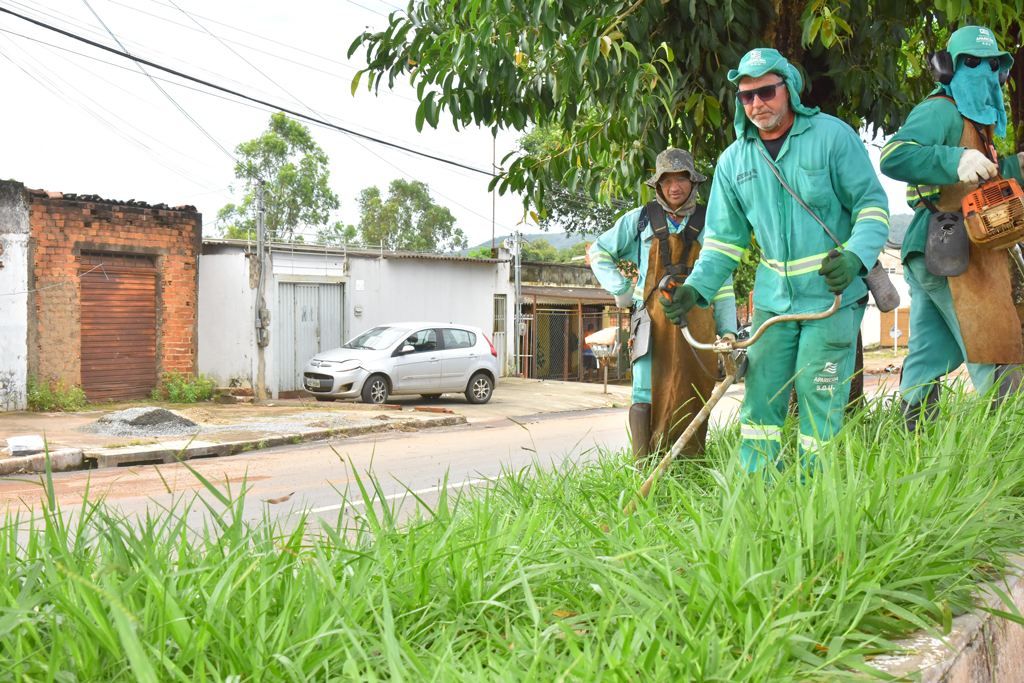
xmin=963 ymin=55 xmax=1000 ymax=72
xmin=736 ymin=81 xmax=786 ymax=105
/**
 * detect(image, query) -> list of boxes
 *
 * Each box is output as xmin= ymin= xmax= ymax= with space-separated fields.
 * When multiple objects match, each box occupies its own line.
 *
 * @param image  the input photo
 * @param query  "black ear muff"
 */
xmin=927 ymin=50 xmax=954 ymax=85
xmin=999 ymin=70 xmax=1010 ymax=86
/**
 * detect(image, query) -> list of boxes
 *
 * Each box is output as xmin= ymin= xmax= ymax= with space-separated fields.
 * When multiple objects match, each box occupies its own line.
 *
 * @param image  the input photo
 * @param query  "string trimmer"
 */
xmin=623 ymin=251 xmax=844 ymax=515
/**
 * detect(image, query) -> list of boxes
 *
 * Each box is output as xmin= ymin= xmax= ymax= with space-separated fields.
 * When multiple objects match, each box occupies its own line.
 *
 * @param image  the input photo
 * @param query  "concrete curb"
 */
xmin=865 ymin=555 xmax=1024 ymax=681
xmin=81 ymin=415 xmax=467 ymax=469
xmin=0 ymin=449 xmax=84 ymax=476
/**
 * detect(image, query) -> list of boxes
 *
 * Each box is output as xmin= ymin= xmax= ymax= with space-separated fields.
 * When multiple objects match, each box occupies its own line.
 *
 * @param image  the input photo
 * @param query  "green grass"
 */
xmin=4 ymin=391 xmax=1024 ymax=681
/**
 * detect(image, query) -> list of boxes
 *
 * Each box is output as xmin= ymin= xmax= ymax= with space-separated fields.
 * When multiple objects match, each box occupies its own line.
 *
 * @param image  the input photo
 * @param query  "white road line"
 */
xmin=303 ymin=477 xmax=492 ymax=514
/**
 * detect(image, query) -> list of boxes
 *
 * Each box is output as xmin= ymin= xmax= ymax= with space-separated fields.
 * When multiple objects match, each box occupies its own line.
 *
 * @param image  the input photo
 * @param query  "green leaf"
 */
xmin=706 ymin=96 xmax=722 ymax=128
xmin=350 ymin=70 xmax=363 ymax=97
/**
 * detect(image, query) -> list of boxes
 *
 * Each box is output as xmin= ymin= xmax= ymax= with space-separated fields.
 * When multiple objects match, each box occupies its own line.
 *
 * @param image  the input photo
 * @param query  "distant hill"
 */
xmin=459 ymin=231 xmax=593 ymax=256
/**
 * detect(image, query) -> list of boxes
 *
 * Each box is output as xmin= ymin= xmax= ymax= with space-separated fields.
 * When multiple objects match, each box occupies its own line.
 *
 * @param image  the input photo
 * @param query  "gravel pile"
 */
xmin=82 ymin=407 xmax=201 ymax=437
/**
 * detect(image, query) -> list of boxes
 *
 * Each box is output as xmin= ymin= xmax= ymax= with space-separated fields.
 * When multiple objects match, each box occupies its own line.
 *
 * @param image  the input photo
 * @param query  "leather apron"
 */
xmin=643 ymin=235 xmax=718 ymax=456
xmin=936 ymin=120 xmax=1024 ymax=364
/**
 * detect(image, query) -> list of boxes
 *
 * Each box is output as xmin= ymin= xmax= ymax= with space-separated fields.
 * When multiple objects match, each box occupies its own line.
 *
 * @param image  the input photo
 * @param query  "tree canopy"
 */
xmin=357 ymin=179 xmax=468 ymax=251
xmin=352 ymin=0 xmax=1024 ymax=218
xmin=218 ymin=112 xmax=339 ymax=241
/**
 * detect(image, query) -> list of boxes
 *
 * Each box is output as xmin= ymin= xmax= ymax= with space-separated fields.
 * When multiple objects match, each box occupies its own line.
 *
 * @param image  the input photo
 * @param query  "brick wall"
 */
xmin=26 ymin=189 xmax=201 ymax=391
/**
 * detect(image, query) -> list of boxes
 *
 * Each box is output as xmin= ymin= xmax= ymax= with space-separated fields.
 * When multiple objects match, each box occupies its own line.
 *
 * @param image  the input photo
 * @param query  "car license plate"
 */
xmin=306 ymin=378 xmax=320 ymax=388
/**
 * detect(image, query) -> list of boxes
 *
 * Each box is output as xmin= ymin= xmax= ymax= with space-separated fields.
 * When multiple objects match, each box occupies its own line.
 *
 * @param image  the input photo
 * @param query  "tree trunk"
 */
xmin=1012 ymin=25 xmax=1024 ymax=153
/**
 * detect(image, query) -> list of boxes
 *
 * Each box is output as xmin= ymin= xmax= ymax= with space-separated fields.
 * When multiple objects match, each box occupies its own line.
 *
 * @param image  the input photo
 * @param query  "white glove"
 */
xmin=614 ymin=287 xmax=635 ymax=308
xmin=958 ymin=149 xmax=998 ymax=185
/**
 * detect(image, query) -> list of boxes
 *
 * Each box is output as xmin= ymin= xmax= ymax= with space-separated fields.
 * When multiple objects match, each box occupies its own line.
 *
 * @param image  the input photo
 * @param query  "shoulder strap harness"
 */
xmin=637 ymin=200 xmax=705 ymax=284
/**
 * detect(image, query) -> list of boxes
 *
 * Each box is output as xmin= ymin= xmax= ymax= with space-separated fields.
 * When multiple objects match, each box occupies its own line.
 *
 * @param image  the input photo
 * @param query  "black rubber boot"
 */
xmin=901 ymin=383 xmax=941 ymax=432
xmin=992 ymin=364 xmax=1023 ymax=409
xmin=629 ymin=402 xmax=653 ymax=465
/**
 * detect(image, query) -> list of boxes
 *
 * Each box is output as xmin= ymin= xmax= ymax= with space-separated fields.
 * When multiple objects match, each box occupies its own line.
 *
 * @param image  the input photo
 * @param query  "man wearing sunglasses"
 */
xmin=880 ymin=25 xmax=1024 ymax=430
xmin=588 ymin=148 xmax=737 ymax=463
xmin=661 ymin=48 xmax=889 ymax=474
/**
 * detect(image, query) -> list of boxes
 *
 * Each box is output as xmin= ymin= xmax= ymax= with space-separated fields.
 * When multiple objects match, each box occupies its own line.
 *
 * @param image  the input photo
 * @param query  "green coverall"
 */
xmin=880 ymin=96 xmax=1024 ymax=406
xmin=589 ymin=209 xmax=737 ymax=404
xmin=685 ymin=80 xmax=889 ymax=472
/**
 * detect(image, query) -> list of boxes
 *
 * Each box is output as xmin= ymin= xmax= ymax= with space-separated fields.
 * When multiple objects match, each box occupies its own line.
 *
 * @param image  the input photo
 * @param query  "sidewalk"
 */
xmin=0 ymin=377 xmax=633 ymax=472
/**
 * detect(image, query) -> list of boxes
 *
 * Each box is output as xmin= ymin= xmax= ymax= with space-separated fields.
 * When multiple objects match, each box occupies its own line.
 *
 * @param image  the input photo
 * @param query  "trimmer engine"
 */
xmin=962 ymin=178 xmax=1024 ymax=250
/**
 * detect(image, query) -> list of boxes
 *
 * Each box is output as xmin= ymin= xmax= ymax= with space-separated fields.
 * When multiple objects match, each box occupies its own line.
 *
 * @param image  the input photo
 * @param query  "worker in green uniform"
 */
xmin=589 ymin=148 xmax=737 ymax=462
xmin=880 ymin=25 xmax=1024 ymax=430
xmin=662 ymin=48 xmax=889 ymax=473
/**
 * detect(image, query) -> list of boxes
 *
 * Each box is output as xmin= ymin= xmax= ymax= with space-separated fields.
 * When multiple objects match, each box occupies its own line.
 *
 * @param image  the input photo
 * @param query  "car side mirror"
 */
xmin=401 ymin=345 xmax=415 ymax=354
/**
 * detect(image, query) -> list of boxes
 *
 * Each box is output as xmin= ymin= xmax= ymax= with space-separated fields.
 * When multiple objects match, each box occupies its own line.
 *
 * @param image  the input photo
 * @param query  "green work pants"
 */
xmin=739 ymin=302 xmax=864 ymax=473
xmin=631 ymin=352 xmax=651 ymax=405
xmin=899 ymin=256 xmax=1006 ymax=406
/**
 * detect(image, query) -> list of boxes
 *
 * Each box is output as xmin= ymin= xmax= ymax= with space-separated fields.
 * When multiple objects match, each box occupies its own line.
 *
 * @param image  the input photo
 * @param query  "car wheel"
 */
xmin=420 ymin=394 xmax=442 ymax=400
xmin=465 ymin=372 xmax=493 ymax=404
xmin=361 ymin=374 xmax=390 ymax=404
xmin=315 ymin=396 xmax=336 ymax=402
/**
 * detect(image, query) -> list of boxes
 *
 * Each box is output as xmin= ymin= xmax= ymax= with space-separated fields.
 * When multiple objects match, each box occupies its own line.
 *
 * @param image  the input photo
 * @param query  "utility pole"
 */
xmin=513 ymin=230 xmax=523 ymax=376
xmin=254 ymin=178 xmax=269 ymax=398
xmin=491 ymin=137 xmax=496 ymax=254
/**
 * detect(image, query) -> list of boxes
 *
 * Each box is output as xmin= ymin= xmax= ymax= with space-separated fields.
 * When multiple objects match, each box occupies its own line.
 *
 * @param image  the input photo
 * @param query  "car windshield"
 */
xmin=343 ymin=326 xmax=410 ymax=350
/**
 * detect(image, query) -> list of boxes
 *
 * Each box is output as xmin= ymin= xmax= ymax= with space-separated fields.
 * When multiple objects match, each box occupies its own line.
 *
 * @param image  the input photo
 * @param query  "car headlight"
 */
xmin=337 ymin=359 xmax=362 ymax=372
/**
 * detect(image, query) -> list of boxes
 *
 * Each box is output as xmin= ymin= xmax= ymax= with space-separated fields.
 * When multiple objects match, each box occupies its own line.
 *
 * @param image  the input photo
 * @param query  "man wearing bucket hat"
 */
xmin=589 ymin=148 xmax=738 ymax=463
xmin=662 ymin=48 xmax=889 ymax=474
xmin=880 ymin=25 xmax=1024 ymax=430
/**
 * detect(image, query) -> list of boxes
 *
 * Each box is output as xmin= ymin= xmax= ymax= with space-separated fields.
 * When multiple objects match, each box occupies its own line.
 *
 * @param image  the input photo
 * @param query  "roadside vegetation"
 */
xmin=150 ymin=371 xmax=216 ymax=403
xmin=25 ymin=375 xmax=88 ymax=412
xmin=4 ymin=391 xmax=1024 ymax=680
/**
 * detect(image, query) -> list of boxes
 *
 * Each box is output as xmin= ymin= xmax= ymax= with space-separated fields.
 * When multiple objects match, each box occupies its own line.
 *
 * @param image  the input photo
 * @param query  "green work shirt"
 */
xmin=879 ymin=95 xmax=1024 ymax=263
xmin=685 ymin=113 xmax=890 ymax=316
xmin=589 ymin=207 xmax=738 ymax=336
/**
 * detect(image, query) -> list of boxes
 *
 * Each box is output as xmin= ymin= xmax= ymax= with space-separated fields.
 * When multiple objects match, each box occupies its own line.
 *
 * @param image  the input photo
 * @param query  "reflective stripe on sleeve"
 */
xmin=712 ymin=286 xmax=735 ymax=302
xmin=703 ymin=238 xmax=746 ymax=262
xmin=855 ymin=207 xmax=889 ymax=228
xmin=589 ymin=249 xmax=616 ymax=265
xmin=880 ymin=140 xmax=920 ymax=162
xmin=906 ymin=185 xmax=940 ymax=207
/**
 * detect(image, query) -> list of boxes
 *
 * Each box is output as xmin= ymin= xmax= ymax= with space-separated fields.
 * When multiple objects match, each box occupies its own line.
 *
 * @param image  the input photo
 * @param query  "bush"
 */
xmin=151 ymin=371 xmax=215 ymax=403
xmin=26 ymin=375 xmax=88 ymax=412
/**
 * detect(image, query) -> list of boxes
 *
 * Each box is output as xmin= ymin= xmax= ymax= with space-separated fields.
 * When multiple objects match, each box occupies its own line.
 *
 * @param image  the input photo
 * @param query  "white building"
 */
xmin=198 ymin=240 xmax=516 ymax=398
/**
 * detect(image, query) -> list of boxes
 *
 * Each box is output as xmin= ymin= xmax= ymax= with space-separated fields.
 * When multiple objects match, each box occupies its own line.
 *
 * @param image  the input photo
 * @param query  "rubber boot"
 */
xmin=629 ymin=402 xmax=653 ymax=465
xmin=992 ymin=364 xmax=1023 ymax=408
xmin=901 ymin=383 xmax=941 ymax=433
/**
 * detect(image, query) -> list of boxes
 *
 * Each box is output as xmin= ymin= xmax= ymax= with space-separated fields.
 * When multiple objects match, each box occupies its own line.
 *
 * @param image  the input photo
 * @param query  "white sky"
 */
xmin=0 ymin=0 xmax=911 ymax=252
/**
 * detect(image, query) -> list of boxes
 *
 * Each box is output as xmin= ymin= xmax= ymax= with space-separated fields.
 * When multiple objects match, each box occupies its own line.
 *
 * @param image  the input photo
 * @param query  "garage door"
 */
xmin=80 ymin=252 xmax=158 ymax=401
xmin=277 ymin=282 xmax=344 ymax=392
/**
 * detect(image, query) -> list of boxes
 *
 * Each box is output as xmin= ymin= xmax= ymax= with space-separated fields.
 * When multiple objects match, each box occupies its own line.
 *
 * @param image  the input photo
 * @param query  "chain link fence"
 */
xmin=522 ymin=306 xmax=630 ymax=383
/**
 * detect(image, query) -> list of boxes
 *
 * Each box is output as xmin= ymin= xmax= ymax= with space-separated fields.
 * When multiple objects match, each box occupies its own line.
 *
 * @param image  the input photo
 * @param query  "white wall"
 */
xmin=200 ymin=243 xmax=517 ymax=396
xmin=197 ymin=252 xmax=258 ymax=388
xmin=0 ymin=233 xmax=29 ymax=411
xmin=861 ymin=270 xmax=911 ymax=347
xmin=0 ymin=183 xmax=30 ymax=412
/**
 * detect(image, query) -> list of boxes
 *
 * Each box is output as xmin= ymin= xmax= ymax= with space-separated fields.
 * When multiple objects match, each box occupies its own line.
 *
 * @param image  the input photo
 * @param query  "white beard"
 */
xmin=751 ymin=108 xmax=788 ymax=132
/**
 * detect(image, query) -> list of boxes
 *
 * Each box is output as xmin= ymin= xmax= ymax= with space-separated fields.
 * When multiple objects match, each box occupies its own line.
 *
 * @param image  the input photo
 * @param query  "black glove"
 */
xmin=660 ymin=283 xmax=697 ymax=325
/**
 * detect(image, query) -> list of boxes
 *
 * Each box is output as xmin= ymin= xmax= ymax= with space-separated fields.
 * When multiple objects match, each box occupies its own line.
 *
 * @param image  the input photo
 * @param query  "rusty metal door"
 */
xmin=277 ymin=282 xmax=345 ymax=392
xmin=79 ymin=253 xmax=158 ymax=401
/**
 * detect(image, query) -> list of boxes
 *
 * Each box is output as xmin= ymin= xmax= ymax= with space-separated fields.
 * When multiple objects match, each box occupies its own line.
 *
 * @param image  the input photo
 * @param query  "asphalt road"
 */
xmin=0 ymin=408 xmax=632 ymax=529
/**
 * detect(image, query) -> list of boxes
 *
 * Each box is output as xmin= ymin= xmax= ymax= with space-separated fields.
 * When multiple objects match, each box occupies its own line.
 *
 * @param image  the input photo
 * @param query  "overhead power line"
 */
xmin=78 ymin=0 xmax=238 ymax=163
xmin=0 ymin=4 xmax=497 ymax=177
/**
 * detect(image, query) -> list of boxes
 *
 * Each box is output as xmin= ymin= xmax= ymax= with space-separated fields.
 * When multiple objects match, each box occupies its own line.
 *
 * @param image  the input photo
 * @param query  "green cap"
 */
xmin=727 ymin=48 xmax=819 ymax=137
xmin=947 ymin=26 xmax=1013 ymax=71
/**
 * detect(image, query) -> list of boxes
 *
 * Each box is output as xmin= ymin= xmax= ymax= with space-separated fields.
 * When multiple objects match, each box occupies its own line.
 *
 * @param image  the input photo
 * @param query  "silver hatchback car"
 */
xmin=302 ymin=323 xmax=499 ymax=404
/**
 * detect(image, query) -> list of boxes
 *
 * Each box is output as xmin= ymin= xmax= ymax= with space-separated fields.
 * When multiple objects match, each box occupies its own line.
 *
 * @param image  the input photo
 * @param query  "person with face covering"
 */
xmin=880 ymin=26 xmax=1024 ymax=430
xmin=662 ymin=48 xmax=889 ymax=474
xmin=588 ymin=148 xmax=737 ymax=464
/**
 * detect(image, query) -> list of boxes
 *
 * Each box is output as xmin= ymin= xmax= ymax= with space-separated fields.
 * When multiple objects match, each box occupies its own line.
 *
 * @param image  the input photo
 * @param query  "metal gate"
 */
xmin=79 ymin=252 xmax=158 ymax=401
xmin=533 ymin=308 xmax=580 ymax=380
xmin=277 ymin=282 xmax=344 ymax=392
xmin=493 ymin=294 xmax=507 ymax=376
